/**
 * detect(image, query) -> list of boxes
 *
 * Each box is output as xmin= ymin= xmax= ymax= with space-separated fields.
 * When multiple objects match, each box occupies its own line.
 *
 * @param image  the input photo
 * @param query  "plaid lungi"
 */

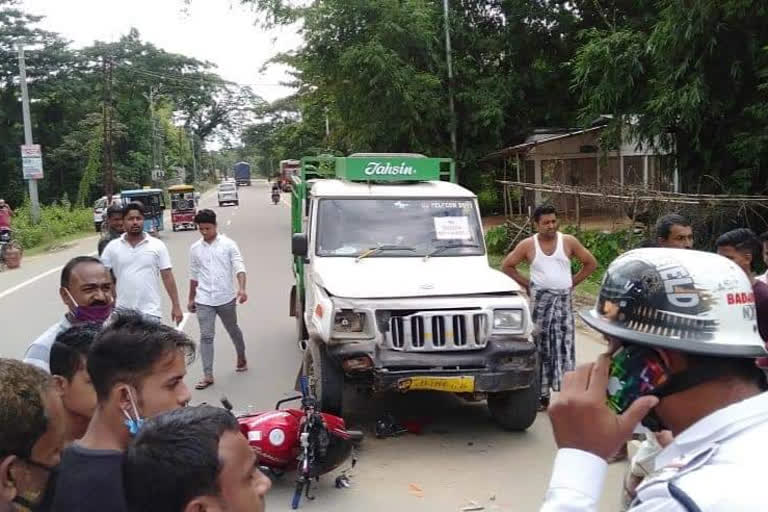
xmin=531 ymin=287 xmax=575 ymax=398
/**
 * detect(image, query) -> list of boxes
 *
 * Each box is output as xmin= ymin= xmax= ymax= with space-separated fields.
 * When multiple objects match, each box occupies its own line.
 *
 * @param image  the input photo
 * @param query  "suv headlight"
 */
xmin=334 ymin=310 xmax=365 ymax=333
xmin=493 ymin=309 xmax=524 ymax=331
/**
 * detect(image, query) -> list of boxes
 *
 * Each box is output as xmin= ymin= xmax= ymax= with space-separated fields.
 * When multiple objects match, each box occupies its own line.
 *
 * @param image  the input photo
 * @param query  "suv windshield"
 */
xmin=316 ymin=198 xmax=485 ymax=257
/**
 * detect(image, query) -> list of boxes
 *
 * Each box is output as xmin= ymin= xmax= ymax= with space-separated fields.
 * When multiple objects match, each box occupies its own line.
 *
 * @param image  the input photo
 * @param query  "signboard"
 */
xmin=336 ymin=157 xmax=442 ymax=182
xmin=434 ymin=216 xmax=472 ymax=240
xmin=21 ymin=144 xmax=43 ymax=180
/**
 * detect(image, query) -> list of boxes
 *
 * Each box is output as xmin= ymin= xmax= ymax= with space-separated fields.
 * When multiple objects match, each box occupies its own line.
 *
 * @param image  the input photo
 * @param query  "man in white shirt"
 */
xmin=188 ymin=209 xmax=248 ymax=389
xmin=101 ymin=202 xmax=183 ymax=324
xmin=540 ymin=248 xmax=768 ymax=511
xmin=24 ymin=255 xmax=115 ymax=372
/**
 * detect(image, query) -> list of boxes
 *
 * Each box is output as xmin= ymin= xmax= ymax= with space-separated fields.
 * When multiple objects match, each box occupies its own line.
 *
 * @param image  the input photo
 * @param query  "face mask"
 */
xmin=121 ymin=387 xmax=145 ymax=436
xmin=64 ymin=288 xmax=113 ymax=323
xmin=607 ymin=345 xmax=670 ymax=430
xmin=12 ymin=459 xmax=58 ymax=512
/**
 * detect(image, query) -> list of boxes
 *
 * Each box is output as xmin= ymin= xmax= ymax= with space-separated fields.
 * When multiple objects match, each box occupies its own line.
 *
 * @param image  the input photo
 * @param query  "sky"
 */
xmin=19 ymin=0 xmax=302 ymax=102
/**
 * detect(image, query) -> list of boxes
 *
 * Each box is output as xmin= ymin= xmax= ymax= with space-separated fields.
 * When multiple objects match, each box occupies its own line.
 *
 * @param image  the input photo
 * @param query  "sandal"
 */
xmin=236 ymin=358 xmax=248 ymax=372
xmin=195 ymin=378 xmax=214 ymax=390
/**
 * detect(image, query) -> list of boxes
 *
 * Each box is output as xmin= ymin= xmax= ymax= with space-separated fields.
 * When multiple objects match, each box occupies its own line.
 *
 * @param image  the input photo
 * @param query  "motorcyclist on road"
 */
xmin=0 ymin=199 xmax=13 ymax=230
xmin=271 ymin=183 xmax=280 ymax=195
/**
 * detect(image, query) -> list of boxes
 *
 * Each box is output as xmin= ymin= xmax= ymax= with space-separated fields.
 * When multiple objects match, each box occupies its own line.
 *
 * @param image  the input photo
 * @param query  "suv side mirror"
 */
xmin=292 ymin=233 xmax=308 ymax=257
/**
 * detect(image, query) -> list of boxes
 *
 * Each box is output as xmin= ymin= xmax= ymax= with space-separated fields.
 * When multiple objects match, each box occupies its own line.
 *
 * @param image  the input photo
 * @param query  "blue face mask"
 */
xmin=121 ymin=388 xmax=145 ymax=436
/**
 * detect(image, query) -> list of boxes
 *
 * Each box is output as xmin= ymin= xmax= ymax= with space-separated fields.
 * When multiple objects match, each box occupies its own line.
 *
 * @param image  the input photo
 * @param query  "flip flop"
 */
xmin=236 ymin=359 xmax=248 ymax=372
xmin=195 ymin=379 xmax=214 ymax=390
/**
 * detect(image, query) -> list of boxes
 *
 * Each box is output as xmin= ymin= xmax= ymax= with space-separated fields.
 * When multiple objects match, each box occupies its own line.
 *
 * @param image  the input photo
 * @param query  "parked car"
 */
xmin=218 ymin=182 xmax=239 ymax=206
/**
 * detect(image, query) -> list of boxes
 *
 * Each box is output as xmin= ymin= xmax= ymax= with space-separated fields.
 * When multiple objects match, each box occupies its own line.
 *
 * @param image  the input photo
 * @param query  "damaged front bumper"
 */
xmin=328 ymin=335 xmax=537 ymax=393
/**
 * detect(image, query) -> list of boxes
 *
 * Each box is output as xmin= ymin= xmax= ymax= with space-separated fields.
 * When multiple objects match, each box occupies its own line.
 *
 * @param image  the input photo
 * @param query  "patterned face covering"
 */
xmin=607 ymin=344 xmax=671 ymax=414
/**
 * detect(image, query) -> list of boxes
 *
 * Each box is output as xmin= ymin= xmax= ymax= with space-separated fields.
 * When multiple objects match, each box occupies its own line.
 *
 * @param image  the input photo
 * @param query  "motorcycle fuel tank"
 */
xmin=238 ymin=409 xmax=303 ymax=469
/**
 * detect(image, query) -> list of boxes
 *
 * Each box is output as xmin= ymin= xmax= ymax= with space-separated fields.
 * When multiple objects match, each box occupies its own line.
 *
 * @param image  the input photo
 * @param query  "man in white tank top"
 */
xmin=502 ymin=204 xmax=597 ymax=410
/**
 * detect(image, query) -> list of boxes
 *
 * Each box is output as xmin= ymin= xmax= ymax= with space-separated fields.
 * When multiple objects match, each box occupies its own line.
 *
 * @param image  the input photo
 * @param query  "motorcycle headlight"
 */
xmin=493 ymin=309 xmax=524 ymax=332
xmin=334 ymin=310 xmax=365 ymax=333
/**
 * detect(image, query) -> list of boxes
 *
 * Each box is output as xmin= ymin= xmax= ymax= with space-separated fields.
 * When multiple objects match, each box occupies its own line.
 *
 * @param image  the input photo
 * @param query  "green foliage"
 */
xmin=240 ymin=0 xmax=584 ymax=185
xmin=485 ymin=225 xmax=511 ymax=255
xmin=11 ymin=201 xmax=92 ymax=250
xmin=570 ymin=0 xmax=768 ymax=193
xmin=477 ymin=186 xmax=502 ymax=216
xmin=561 ymin=226 xmax=641 ymax=281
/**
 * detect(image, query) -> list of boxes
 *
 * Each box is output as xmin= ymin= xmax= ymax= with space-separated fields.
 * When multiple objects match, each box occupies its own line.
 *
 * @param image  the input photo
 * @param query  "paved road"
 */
xmin=0 ymin=182 xmax=624 ymax=511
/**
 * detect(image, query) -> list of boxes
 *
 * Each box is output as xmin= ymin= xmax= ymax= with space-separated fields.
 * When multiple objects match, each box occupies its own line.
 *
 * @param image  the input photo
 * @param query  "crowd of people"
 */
xmin=504 ymin=206 xmax=768 ymax=511
xmin=3 ymin=198 xmax=768 ymax=511
xmin=1 ymin=200 xmax=264 ymax=512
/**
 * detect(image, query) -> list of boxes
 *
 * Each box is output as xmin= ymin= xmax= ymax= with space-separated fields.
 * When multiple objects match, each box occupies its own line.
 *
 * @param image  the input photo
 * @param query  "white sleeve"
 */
xmin=189 ymin=246 xmax=200 ymax=281
xmin=230 ymin=240 xmax=246 ymax=275
xmin=540 ymin=449 xmax=688 ymax=512
xmin=100 ymin=242 xmax=114 ymax=269
xmin=539 ymin=449 xmax=606 ymax=512
xmin=157 ymin=241 xmax=172 ymax=270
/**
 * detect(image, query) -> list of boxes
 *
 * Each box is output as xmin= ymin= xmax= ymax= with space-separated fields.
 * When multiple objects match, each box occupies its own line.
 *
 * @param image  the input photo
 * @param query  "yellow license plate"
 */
xmin=397 ymin=376 xmax=475 ymax=393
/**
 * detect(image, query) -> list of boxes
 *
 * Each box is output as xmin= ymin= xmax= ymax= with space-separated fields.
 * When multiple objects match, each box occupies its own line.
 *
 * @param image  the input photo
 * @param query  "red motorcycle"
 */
xmin=222 ymin=377 xmax=363 ymax=509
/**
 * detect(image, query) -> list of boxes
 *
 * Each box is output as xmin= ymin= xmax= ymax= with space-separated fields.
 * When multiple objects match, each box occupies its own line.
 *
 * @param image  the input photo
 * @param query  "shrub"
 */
xmin=10 ymin=201 xmax=92 ymax=250
xmin=477 ymin=187 xmax=502 ymax=216
xmin=485 ymin=225 xmax=511 ymax=255
xmin=562 ymin=225 xmax=641 ymax=281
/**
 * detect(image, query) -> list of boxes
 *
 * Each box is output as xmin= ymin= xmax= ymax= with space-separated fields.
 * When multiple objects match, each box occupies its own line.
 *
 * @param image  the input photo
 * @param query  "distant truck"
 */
xmin=234 ymin=162 xmax=252 ymax=186
xmin=279 ymin=159 xmax=300 ymax=192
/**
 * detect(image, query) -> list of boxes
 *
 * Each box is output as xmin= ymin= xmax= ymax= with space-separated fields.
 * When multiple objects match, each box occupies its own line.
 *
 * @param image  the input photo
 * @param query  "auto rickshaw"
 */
xmin=121 ymin=188 xmax=165 ymax=235
xmin=168 ymin=185 xmax=197 ymax=231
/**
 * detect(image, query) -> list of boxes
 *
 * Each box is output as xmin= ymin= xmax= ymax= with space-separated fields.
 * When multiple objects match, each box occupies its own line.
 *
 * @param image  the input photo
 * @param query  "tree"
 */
xmin=571 ymin=0 xmax=768 ymax=193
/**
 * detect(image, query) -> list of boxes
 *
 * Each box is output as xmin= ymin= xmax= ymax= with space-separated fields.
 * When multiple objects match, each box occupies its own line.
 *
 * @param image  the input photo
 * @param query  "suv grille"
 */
xmin=386 ymin=311 xmax=489 ymax=351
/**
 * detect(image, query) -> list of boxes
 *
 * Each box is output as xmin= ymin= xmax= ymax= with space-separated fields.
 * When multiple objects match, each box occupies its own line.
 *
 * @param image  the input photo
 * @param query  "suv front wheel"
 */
xmin=302 ymin=338 xmax=344 ymax=416
xmin=487 ymin=366 xmax=540 ymax=431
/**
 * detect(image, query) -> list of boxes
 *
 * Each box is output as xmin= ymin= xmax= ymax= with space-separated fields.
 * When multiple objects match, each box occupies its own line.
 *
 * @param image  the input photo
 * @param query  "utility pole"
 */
xmin=442 ymin=0 xmax=458 ymax=171
xmin=325 ymin=106 xmax=330 ymax=141
xmin=17 ymin=43 xmax=41 ymax=223
xmin=189 ymin=131 xmax=197 ymax=183
xmin=102 ymin=55 xmax=114 ymax=199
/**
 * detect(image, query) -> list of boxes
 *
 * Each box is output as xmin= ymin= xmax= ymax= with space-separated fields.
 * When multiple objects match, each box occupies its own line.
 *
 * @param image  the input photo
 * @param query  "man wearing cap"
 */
xmin=540 ymin=248 xmax=768 ymax=511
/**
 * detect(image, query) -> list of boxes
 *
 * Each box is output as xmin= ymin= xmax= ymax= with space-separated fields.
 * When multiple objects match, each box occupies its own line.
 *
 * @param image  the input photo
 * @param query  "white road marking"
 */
xmin=176 ymin=312 xmax=191 ymax=332
xmin=0 ymin=250 xmax=98 ymax=301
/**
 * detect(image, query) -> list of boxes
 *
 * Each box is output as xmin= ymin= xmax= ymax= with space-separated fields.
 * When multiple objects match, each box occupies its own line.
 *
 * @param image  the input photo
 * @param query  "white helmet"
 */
xmin=580 ymin=248 xmax=767 ymax=357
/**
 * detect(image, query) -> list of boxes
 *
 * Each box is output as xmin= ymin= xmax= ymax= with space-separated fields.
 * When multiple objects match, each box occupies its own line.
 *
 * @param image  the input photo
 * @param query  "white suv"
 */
xmin=218 ymin=182 xmax=239 ymax=206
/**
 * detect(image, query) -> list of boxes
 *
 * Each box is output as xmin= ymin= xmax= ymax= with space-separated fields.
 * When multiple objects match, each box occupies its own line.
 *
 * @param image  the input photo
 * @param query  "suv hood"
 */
xmin=311 ymin=256 xmax=521 ymax=299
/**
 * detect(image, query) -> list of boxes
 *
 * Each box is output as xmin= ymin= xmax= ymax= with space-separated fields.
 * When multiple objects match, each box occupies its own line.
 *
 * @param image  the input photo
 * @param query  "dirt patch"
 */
xmin=482 ymin=215 xmax=507 ymax=232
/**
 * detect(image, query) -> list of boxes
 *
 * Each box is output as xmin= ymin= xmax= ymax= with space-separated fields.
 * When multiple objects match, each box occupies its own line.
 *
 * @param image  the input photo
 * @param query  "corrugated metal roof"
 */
xmin=481 ymin=125 xmax=605 ymax=161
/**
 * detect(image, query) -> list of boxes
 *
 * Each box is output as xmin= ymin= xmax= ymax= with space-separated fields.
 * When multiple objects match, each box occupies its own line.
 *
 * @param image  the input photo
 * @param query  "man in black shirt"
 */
xmin=0 ymin=359 xmax=68 ymax=512
xmin=51 ymin=311 xmax=195 ymax=512
xmin=125 ymin=406 xmax=271 ymax=512
xmin=97 ymin=203 xmax=124 ymax=257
